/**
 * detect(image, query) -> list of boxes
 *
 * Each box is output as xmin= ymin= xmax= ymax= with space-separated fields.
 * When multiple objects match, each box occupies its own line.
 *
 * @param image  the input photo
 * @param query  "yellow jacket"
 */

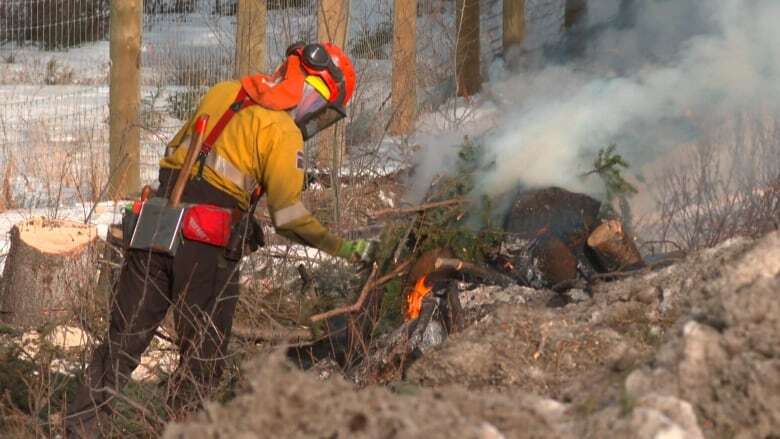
xmin=160 ymin=80 xmax=343 ymax=255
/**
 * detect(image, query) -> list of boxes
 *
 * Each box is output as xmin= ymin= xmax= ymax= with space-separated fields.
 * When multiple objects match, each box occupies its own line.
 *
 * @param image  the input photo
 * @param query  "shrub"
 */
xmin=166 ymin=86 xmax=206 ymax=121
xmin=43 ymin=58 xmax=74 ymax=84
xmin=0 ymin=0 xmax=109 ymax=50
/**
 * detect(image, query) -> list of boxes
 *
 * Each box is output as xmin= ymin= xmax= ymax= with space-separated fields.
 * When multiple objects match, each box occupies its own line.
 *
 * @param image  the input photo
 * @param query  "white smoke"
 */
xmin=460 ymin=0 xmax=780 ymax=199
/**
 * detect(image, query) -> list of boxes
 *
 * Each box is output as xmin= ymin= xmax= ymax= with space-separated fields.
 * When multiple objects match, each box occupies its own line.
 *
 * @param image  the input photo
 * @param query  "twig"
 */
xmin=84 ymin=152 xmax=129 ymax=224
xmin=368 ymin=198 xmax=466 ymax=219
xmin=309 ymin=263 xmax=379 ymax=323
xmin=100 ymin=386 xmax=165 ymax=427
xmin=97 ymin=259 xmax=122 ymax=269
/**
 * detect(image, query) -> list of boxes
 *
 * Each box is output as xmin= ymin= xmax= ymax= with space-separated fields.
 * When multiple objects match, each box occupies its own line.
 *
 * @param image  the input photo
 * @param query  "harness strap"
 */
xmin=194 ymin=87 xmax=260 ymax=194
xmin=201 ymin=87 xmax=252 ymax=156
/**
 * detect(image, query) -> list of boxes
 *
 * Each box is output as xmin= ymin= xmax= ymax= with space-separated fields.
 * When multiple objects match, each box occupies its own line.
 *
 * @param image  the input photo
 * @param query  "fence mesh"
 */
xmin=1 ymin=0 xmax=566 ymax=213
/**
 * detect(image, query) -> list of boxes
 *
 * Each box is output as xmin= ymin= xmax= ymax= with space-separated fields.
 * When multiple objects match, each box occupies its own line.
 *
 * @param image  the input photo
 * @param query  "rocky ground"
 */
xmin=165 ymin=231 xmax=780 ymax=439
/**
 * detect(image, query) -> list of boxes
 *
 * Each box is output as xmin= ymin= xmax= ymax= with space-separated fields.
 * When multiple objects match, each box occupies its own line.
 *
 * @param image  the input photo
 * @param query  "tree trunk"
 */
xmin=0 ymin=218 xmax=99 ymax=328
xmin=317 ymin=0 xmax=349 ymax=223
xmin=502 ymin=0 xmax=525 ymax=53
xmin=235 ymin=0 xmax=267 ymax=77
xmin=456 ymin=0 xmax=481 ymax=97
xmin=564 ymin=0 xmax=588 ymax=29
xmin=108 ymin=0 xmax=141 ymax=199
xmin=563 ymin=0 xmax=588 ymax=59
xmin=390 ymin=0 xmax=417 ymax=135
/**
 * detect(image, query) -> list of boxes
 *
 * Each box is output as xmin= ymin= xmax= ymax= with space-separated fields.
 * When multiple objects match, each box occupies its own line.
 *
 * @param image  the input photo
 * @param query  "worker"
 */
xmin=65 ymin=42 xmax=374 ymax=437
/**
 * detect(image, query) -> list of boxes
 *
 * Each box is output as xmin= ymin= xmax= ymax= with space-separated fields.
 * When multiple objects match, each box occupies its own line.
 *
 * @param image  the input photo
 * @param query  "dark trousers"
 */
xmin=66 ymin=170 xmax=241 ymax=437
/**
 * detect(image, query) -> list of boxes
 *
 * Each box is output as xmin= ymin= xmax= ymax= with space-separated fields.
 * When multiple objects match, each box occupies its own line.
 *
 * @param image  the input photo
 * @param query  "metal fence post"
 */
xmin=108 ymin=0 xmax=141 ymax=198
xmin=236 ymin=0 xmax=267 ymax=77
xmin=390 ymin=0 xmax=417 ymax=135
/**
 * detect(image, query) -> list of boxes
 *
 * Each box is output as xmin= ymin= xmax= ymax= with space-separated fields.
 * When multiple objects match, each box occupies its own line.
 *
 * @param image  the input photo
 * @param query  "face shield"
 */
xmin=292 ymin=80 xmax=347 ymax=141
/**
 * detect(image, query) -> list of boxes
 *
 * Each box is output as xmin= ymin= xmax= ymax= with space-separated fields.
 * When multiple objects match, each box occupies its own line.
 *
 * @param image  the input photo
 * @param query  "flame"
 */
xmin=405 ymin=275 xmax=432 ymax=320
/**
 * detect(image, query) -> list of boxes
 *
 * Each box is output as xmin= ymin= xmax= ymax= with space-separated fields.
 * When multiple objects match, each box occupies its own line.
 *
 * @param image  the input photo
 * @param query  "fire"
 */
xmin=405 ymin=275 xmax=432 ymax=320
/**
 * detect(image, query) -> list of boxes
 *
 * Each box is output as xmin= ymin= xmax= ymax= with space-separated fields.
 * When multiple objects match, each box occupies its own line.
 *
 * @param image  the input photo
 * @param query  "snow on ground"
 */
xmin=0 ymin=41 xmax=110 ymax=85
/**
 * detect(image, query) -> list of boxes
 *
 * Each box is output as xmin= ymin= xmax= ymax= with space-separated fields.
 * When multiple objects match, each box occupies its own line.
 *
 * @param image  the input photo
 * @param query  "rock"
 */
xmin=419 ymin=320 xmax=446 ymax=353
xmin=636 ymin=394 xmax=704 ymax=439
xmin=477 ymin=422 xmax=505 ymax=439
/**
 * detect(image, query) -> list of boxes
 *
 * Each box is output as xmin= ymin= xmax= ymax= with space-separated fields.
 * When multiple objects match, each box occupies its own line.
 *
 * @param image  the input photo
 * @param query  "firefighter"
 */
xmin=65 ymin=42 xmax=373 ymax=437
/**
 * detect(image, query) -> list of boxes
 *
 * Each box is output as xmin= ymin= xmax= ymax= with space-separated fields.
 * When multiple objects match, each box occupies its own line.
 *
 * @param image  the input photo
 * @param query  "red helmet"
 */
xmin=286 ymin=41 xmax=358 ymax=140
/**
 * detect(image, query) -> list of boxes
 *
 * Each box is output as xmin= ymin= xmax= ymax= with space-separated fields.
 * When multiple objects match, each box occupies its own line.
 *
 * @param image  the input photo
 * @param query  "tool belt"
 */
xmin=181 ymin=204 xmax=235 ymax=247
xmin=183 ymin=203 xmax=264 ymax=259
xmin=122 ymin=198 xmax=264 ymax=260
xmin=123 ymin=88 xmax=266 ymax=258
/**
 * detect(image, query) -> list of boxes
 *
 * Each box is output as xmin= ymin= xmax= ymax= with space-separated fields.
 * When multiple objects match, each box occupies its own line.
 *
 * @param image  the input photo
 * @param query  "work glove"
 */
xmin=337 ymin=239 xmax=378 ymax=265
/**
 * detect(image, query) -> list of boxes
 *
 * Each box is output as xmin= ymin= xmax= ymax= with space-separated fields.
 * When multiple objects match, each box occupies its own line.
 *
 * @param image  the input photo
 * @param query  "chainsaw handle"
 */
xmin=169 ymin=114 xmax=209 ymax=208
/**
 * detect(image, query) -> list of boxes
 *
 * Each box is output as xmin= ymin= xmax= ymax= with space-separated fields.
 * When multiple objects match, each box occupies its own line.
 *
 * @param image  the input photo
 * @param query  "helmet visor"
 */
xmin=293 ymin=82 xmax=347 ymax=140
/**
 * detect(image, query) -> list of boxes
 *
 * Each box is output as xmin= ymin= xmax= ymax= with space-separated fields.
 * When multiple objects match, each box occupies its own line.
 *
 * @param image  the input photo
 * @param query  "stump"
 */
xmin=0 ymin=218 xmax=99 ymax=328
xmin=587 ymin=220 xmax=644 ymax=272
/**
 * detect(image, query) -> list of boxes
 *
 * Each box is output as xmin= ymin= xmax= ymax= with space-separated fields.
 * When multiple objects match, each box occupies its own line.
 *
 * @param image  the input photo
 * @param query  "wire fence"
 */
xmin=0 ymin=0 xmax=565 ymax=213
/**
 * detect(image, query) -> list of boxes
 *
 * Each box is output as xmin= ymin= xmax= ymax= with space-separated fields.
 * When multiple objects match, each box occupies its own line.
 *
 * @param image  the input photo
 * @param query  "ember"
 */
xmin=406 ymin=275 xmax=432 ymax=320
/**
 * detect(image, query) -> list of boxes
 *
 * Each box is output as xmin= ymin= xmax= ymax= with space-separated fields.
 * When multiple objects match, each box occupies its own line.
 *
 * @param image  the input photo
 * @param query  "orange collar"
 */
xmin=239 ymin=56 xmax=306 ymax=111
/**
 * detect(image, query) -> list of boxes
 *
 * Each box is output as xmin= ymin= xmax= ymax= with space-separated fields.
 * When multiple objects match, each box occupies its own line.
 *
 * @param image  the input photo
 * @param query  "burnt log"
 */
xmin=0 ymin=218 xmax=99 ymax=328
xmin=587 ymin=219 xmax=644 ymax=271
xmin=500 ymin=187 xmax=619 ymax=289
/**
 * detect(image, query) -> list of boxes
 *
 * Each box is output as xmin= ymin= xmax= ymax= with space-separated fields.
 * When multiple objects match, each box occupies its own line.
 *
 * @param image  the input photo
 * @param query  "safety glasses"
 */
xmin=286 ymin=42 xmax=346 ymax=107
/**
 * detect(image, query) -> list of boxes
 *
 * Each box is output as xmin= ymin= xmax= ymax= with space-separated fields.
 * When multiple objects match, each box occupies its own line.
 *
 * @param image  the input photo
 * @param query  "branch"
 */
xmin=434 ymin=257 xmax=519 ymax=287
xmin=368 ymin=198 xmax=466 ymax=219
xmin=231 ymin=324 xmax=312 ymax=343
xmin=551 ymin=256 xmax=683 ymax=292
xmin=309 ymin=263 xmax=380 ymax=323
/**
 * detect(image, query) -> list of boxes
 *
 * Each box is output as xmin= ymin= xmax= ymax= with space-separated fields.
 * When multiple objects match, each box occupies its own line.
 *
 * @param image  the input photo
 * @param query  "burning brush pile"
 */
xmin=291 ymin=142 xmax=650 ymax=380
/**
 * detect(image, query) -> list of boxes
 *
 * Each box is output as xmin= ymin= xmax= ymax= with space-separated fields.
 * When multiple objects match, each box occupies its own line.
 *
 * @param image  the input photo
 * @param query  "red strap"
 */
xmin=200 ymin=88 xmax=254 ymax=157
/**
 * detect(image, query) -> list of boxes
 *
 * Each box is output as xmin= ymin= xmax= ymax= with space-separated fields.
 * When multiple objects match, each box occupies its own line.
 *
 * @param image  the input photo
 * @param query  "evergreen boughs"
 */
xmin=582 ymin=144 xmax=638 ymax=203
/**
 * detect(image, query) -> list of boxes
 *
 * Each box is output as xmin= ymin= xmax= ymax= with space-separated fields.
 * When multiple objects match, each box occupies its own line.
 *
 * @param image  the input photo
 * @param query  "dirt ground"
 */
xmin=165 ymin=232 xmax=780 ymax=439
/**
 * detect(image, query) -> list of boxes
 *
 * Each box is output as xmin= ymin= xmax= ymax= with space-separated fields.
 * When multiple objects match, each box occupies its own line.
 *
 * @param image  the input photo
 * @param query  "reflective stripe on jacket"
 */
xmin=160 ymin=80 xmax=343 ymax=255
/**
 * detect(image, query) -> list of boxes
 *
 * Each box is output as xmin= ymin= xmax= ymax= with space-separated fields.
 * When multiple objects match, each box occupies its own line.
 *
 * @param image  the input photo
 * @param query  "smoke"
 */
xmin=421 ymin=0 xmax=780 ymax=201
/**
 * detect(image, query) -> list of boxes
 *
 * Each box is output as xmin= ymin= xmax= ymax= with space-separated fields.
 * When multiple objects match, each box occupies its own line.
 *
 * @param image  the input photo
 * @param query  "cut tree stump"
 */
xmin=0 ymin=218 xmax=99 ymax=328
xmin=587 ymin=219 xmax=644 ymax=272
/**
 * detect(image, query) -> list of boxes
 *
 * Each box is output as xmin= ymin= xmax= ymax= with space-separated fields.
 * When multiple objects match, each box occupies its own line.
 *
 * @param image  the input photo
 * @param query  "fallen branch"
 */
xmin=551 ymin=256 xmax=683 ymax=292
xmin=309 ymin=263 xmax=379 ymax=323
xmin=368 ymin=198 xmax=466 ymax=219
xmin=231 ymin=323 xmax=312 ymax=343
xmin=434 ymin=257 xmax=518 ymax=287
